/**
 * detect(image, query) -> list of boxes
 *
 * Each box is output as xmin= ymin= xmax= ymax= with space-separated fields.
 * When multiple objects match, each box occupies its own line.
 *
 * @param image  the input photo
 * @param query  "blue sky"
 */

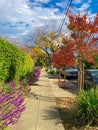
xmin=0 ymin=0 xmax=97 ymax=43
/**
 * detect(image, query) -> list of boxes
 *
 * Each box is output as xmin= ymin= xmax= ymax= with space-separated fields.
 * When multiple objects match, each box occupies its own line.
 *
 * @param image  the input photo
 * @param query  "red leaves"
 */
xmin=53 ymin=12 xmax=98 ymax=67
xmin=67 ymin=12 xmax=98 ymax=63
xmin=53 ymin=42 xmax=76 ymax=67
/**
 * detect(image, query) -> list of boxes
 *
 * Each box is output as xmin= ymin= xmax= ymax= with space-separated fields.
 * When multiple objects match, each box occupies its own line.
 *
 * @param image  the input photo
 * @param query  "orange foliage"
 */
xmin=52 ymin=41 xmax=76 ymax=67
xmin=67 ymin=12 xmax=98 ymax=63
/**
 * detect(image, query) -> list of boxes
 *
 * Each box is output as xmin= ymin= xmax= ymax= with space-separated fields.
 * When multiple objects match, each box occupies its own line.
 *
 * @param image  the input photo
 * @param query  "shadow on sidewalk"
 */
xmin=27 ymin=92 xmax=55 ymax=102
xmin=42 ymin=106 xmax=63 ymax=125
xmin=58 ymin=80 xmax=78 ymax=96
xmin=32 ymin=83 xmax=42 ymax=86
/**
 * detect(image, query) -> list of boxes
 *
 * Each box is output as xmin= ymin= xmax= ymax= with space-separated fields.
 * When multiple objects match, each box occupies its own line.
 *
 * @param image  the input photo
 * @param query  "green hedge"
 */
xmin=0 ymin=37 xmax=34 ymax=82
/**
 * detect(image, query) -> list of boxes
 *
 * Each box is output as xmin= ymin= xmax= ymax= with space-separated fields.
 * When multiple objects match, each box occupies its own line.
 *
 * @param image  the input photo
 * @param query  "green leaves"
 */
xmin=78 ymin=89 xmax=98 ymax=125
xmin=0 ymin=37 xmax=34 ymax=82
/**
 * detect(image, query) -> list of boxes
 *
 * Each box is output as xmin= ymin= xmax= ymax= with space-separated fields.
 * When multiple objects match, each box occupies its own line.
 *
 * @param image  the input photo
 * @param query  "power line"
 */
xmin=57 ymin=0 xmax=70 ymax=33
xmin=58 ymin=0 xmax=72 ymax=33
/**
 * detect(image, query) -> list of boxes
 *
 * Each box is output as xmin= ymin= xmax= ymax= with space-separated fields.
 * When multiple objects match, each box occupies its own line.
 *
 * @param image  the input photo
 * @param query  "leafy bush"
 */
xmin=36 ymin=59 xmax=45 ymax=67
xmin=0 ymin=66 xmax=41 ymax=129
xmin=0 ymin=82 xmax=25 ymax=129
xmin=78 ymin=89 xmax=98 ymax=125
xmin=0 ymin=37 xmax=34 ymax=82
xmin=49 ymin=69 xmax=56 ymax=75
xmin=20 ymin=66 xmax=41 ymax=86
xmin=45 ymin=68 xmax=48 ymax=72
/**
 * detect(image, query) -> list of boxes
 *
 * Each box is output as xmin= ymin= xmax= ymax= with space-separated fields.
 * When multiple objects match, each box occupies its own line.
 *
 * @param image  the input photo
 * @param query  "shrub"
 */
xmin=78 ymin=89 xmax=98 ymax=126
xmin=0 ymin=66 xmax=41 ymax=129
xmin=0 ymin=82 xmax=25 ymax=129
xmin=49 ymin=69 xmax=56 ymax=75
xmin=0 ymin=37 xmax=34 ymax=82
xmin=45 ymin=68 xmax=48 ymax=72
xmin=36 ymin=59 xmax=45 ymax=67
xmin=20 ymin=66 xmax=41 ymax=86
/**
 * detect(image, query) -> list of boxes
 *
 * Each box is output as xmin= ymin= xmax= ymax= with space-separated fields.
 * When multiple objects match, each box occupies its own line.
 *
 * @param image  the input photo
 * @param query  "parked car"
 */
xmin=84 ymin=69 xmax=98 ymax=90
xmin=61 ymin=66 xmax=78 ymax=79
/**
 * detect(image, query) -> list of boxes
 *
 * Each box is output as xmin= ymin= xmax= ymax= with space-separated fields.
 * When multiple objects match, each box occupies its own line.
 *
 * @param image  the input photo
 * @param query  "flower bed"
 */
xmin=0 ymin=66 xmax=41 ymax=130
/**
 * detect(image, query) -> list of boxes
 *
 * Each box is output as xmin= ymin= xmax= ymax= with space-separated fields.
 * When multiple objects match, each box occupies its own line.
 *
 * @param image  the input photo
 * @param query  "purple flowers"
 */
xmin=33 ymin=66 xmax=41 ymax=81
xmin=0 ymin=83 xmax=25 ymax=129
xmin=21 ymin=66 xmax=41 ymax=86
xmin=0 ymin=66 xmax=41 ymax=129
xmin=33 ymin=69 xmax=41 ymax=82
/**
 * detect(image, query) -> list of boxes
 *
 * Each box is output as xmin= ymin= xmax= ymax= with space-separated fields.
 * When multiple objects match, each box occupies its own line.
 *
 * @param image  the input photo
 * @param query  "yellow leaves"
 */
xmin=32 ymin=47 xmax=47 ymax=57
xmin=35 ymin=31 xmax=63 ymax=53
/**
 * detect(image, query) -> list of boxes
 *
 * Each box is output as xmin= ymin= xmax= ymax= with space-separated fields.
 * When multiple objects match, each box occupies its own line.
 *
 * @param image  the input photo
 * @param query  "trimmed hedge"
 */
xmin=0 ymin=37 xmax=34 ymax=82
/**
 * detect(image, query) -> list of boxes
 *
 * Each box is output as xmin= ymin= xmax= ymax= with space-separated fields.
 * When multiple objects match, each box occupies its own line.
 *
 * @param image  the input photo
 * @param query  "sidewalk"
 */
xmin=11 ymin=69 xmax=65 ymax=130
xmin=49 ymin=77 xmax=77 ymax=97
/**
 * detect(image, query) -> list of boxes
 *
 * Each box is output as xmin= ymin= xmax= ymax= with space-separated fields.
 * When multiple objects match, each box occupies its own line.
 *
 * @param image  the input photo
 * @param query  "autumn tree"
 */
xmin=32 ymin=47 xmax=48 ymax=65
xmin=94 ymin=54 xmax=98 ymax=68
xmin=53 ymin=40 xmax=76 ymax=82
xmin=28 ymin=27 xmax=64 ymax=66
xmin=83 ymin=53 xmax=98 ymax=69
xmin=67 ymin=12 xmax=98 ymax=94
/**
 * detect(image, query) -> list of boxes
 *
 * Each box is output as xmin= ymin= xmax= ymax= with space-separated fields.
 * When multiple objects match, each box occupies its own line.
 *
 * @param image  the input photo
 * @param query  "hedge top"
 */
xmin=0 ymin=37 xmax=34 ymax=82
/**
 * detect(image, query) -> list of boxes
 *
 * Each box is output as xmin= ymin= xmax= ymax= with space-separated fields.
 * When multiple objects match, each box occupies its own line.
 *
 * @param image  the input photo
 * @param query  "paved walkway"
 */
xmin=49 ymin=77 xmax=77 ymax=98
xmin=11 ymin=69 xmax=65 ymax=130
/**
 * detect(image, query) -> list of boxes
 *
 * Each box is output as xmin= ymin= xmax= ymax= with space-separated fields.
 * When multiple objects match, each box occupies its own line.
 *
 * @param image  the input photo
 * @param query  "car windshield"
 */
xmin=63 ymin=67 xmax=77 ymax=70
xmin=90 ymin=71 xmax=98 ymax=78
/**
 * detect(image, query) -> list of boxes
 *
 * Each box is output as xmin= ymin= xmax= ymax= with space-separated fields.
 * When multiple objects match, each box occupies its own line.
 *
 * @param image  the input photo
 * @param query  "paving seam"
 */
xmin=48 ymin=78 xmax=65 ymax=130
xmin=35 ymin=99 xmax=40 ymax=130
xmin=34 ymin=73 xmax=54 ymax=130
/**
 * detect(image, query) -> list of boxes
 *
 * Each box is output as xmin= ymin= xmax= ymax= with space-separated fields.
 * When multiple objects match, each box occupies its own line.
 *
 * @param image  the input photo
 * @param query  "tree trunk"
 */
xmin=82 ymin=62 xmax=84 ymax=90
xmin=58 ymin=67 xmax=61 ymax=82
xmin=78 ymin=55 xmax=84 ymax=94
xmin=64 ymin=69 xmax=66 ymax=83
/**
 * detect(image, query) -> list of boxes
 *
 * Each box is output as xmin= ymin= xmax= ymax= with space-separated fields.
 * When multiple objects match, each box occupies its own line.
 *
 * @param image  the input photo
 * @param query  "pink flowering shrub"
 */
xmin=0 ymin=67 xmax=41 ymax=129
xmin=21 ymin=66 xmax=41 ymax=86
xmin=0 ymin=82 xmax=25 ymax=130
xmin=33 ymin=67 xmax=41 ymax=82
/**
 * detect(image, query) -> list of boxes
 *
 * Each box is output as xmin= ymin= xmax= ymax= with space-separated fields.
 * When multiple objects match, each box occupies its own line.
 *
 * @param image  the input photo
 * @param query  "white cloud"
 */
xmin=73 ymin=0 xmax=82 ymax=4
xmin=0 ymin=0 xmax=64 ymax=41
xmin=78 ymin=3 xmax=90 ymax=11
xmin=0 ymin=0 xmax=95 ymax=42
xmin=33 ymin=0 xmax=51 ymax=4
xmin=74 ymin=0 xmax=92 ymax=12
xmin=56 ymin=1 xmax=68 ymax=8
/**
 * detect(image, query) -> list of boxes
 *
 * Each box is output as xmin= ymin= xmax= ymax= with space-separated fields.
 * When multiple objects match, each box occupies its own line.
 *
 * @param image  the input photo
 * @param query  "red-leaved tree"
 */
xmin=67 ymin=11 xmax=98 ymax=93
xmin=53 ymin=41 xmax=76 ymax=82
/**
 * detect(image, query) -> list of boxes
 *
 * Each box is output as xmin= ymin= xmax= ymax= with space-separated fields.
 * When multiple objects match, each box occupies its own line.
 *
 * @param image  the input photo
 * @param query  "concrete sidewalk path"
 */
xmin=11 ymin=69 xmax=65 ymax=130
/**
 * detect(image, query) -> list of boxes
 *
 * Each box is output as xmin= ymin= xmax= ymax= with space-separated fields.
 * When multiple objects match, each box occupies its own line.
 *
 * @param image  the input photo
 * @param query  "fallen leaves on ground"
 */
xmin=55 ymin=97 xmax=98 ymax=130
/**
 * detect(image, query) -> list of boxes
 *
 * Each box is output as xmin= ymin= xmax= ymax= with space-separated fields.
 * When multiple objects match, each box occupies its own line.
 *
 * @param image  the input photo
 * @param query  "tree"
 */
xmin=53 ymin=41 xmax=76 ymax=82
xmin=67 ymin=12 xmax=98 ymax=94
xmin=94 ymin=54 xmax=98 ymax=68
xmin=28 ymin=27 xmax=64 ymax=66
xmin=84 ymin=60 xmax=94 ymax=69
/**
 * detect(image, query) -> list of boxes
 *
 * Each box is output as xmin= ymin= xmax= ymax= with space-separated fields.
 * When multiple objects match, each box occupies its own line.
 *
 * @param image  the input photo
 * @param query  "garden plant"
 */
xmin=0 ymin=38 xmax=41 ymax=130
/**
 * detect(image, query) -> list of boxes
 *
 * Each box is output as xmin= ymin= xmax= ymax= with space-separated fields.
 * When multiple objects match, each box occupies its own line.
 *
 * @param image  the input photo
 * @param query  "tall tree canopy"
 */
xmin=53 ymin=41 xmax=76 ymax=67
xmin=66 ymin=11 xmax=98 ymax=93
xmin=29 ymin=28 xmax=64 ymax=65
xmin=67 ymin=12 xmax=98 ymax=62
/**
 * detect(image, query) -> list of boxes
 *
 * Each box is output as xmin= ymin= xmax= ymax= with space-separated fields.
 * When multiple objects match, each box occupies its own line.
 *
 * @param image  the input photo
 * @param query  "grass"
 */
xmin=55 ymin=96 xmax=98 ymax=130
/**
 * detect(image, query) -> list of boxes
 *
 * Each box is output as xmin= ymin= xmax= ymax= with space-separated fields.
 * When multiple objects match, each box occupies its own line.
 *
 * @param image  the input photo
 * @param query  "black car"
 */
xmin=84 ymin=69 xmax=98 ymax=90
xmin=61 ymin=67 xmax=78 ymax=79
